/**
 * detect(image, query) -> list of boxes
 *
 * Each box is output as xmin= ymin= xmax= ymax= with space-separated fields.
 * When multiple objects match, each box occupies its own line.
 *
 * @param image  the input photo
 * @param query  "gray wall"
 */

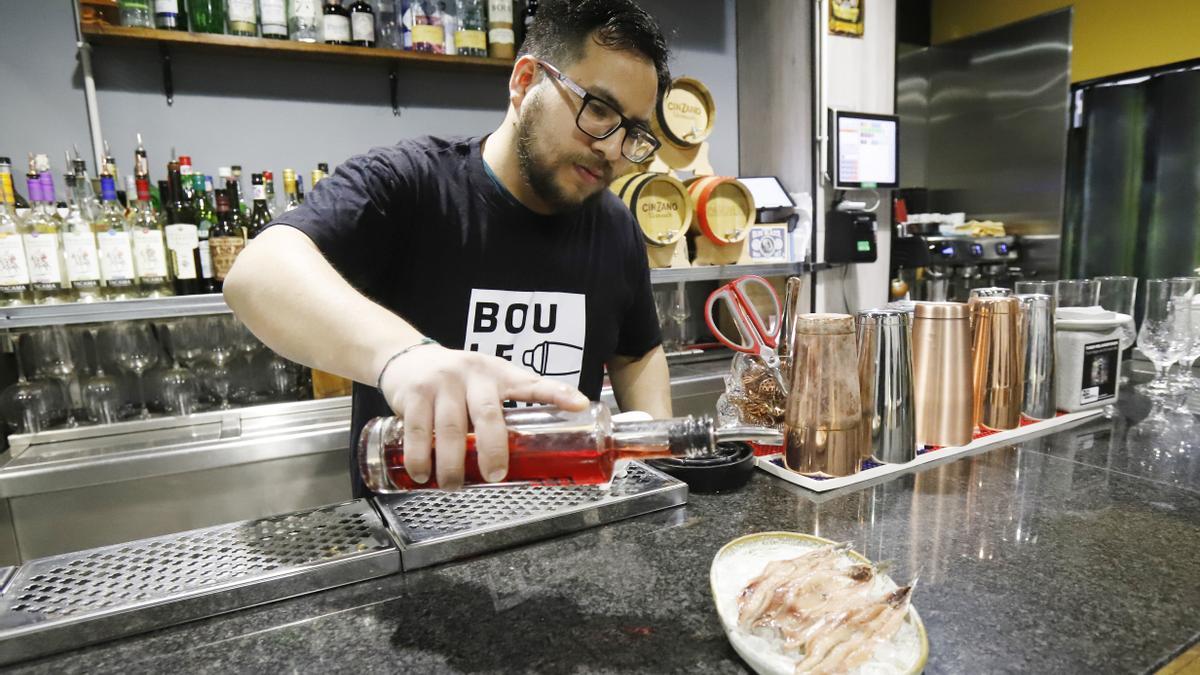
xmin=0 ymin=0 xmax=738 ymax=182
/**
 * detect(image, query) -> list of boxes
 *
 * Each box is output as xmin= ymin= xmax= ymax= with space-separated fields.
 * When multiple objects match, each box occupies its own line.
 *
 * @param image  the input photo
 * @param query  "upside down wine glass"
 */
xmin=1137 ymin=279 xmax=1192 ymax=398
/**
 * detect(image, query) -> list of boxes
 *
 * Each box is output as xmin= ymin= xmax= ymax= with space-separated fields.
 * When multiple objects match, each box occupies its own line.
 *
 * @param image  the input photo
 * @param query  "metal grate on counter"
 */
xmin=0 ymin=499 xmax=399 ymax=666
xmin=376 ymin=461 xmax=688 ymax=570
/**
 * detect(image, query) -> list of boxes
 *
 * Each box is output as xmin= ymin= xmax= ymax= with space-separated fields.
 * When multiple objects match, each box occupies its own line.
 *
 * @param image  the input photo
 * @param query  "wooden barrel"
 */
xmin=652 ymin=77 xmax=717 ymax=148
xmin=686 ymin=176 xmax=756 ymax=245
xmin=610 ymin=172 xmax=692 ymax=247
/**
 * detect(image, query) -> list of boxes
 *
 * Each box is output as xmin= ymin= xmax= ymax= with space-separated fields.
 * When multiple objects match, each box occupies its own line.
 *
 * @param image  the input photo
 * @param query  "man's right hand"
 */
xmin=378 ymin=345 xmax=591 ymax=490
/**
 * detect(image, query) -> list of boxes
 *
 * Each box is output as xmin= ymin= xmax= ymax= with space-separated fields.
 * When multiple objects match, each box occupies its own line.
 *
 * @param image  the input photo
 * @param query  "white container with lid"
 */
xmin=1054 ymin=306 xmax=1135 ymax=412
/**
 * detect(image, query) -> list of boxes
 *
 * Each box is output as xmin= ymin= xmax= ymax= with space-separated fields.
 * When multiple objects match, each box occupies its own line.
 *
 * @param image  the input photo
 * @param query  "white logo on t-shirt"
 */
xmin=464 ymin=289 xmax=586 ymax=390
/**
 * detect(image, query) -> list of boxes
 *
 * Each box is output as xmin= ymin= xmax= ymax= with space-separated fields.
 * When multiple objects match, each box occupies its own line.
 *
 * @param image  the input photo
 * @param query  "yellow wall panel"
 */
xmin=931 ymin=0 xmax=1200 ymax=82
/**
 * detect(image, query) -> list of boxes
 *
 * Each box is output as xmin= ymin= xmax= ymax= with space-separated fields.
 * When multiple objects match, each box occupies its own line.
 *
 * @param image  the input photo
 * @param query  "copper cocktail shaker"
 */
xmin=784 ymin=313 xmax=864 ymax=477
xmin=970 ymin=296 xmax=1025 ymax=431
xmin=912 ymin=302 xmax=973 ymax=447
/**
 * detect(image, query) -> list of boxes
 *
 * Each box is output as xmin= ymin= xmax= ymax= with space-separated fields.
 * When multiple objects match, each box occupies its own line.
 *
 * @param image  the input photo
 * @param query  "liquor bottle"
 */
xmin=349 ymin=0 xmax=376 ymax=46
xmin=208 ymin=190 xmax=245 ymax=291
xmin=154 ymin=179 xmax=168 ymax=213
xmin=120 ymin=0 xmax=154 ymax=27
xmin=519 ymin=0 xmax=536 ymax=49
xmin=260 ymin=0 xmax=288 ymax=38
xmin=311 ymin=166 xmax=326 ymax=188
xmin=247 ymin=173 xmax=272 ymax=240
xmin=317 ymin=162 xmax=330 ymax=174
xmin=71 ymin=155 xmax=102 ymax=223
xmin=225 ymin=178 xmax=251 ymax=240
xmin=0 ymin=157 xmax=32 ymax=306
xmin=442 ymin=0 xmax=459 ymax=55
xmin=230 ymin=164 xmax=248 ymax=213
xmin=456 ymin=0 xmax=487 ymax=57
xmin=282 ymin=169 xmax=301 ymax=212
xmin=322 ymin=0 xmax=351 ymax=44
xmin=103 ymin=141 xmax=120 ymax=188
xmin=154 ymin=0 xmax=187 ymax=29
xmin=226 ymin=0 xmax=257 ymax=36
xmin=177 ymin=154 xmax=196 ymax=202
xmin=288 ymin=0 xmax=320 ymax=41
xmin=410 ymin=0 xmax=444 ymax=53
xmin=192 ymin=174 xmax=217 ymax=292
xmin=95 ymin=173 xmax=139 ymax=300
xmin=61 ymin=170 xmax=104 ymax=302
xmin=356 ymin=403 xmax=774 ymax=491
xmin=128 ymin=177 xmax=173 ymax=298
xmin=164 ymin=161 xmax=202 ymax=295
xmin=22 ymin=163 xmax=74 ymax=305
xmin=188 ymin=0 xmax=225 ymax=33
xmin=486 ymin=0 xmax=513 ymax=59
xmin=263 ymin=170 xmax=279 ymax=218
xmin=124 ymin=175 xmax=138 ymax=216
xmin=374 ymin=0 xmax=399 ymax=49
xmin=295 ymin=173 xmax=305 ymax=204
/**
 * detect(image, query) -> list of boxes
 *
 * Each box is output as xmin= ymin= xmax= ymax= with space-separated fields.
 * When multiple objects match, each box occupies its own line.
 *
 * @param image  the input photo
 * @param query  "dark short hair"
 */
xmin=519 ymin=0 xmax=671 ymax=98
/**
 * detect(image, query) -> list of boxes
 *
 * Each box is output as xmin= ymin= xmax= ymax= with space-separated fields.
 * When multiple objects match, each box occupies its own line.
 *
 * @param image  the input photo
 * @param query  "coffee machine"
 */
xmin=895 ymin=235 xmax=1020 ymax=302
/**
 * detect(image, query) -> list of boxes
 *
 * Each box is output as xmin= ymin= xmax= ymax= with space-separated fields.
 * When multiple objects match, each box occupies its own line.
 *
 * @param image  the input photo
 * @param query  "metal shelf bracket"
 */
xmin=160 ymin=43 xmax=174 ymax=105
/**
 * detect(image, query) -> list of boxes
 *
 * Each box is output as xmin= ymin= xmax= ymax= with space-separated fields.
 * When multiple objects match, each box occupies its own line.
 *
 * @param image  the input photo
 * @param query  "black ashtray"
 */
xmin=645 ymin=442 xmax=756 ymax=494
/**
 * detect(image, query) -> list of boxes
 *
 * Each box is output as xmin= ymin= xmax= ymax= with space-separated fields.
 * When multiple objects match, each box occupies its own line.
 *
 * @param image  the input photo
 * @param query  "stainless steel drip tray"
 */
xmin=0 ymin=499 xmax=398 ymax=666
xmin=375 ymin=461 xmax=688 ymax=571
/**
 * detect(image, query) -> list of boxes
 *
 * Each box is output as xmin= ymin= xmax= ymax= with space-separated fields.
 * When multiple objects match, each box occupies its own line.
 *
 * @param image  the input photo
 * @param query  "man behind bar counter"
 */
xmin=224 ymin=0 xmax=673 ymax=495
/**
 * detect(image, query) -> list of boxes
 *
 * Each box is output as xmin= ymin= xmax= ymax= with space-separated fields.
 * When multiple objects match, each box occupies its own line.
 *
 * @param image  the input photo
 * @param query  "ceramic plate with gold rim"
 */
xmin=710 ymin=532 xmax=929 ymax=675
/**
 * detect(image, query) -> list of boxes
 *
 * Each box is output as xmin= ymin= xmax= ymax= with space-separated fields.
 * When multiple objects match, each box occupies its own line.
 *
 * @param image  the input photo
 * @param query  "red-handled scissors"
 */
xmin=704 ymin=275 xmax=783 ymax=369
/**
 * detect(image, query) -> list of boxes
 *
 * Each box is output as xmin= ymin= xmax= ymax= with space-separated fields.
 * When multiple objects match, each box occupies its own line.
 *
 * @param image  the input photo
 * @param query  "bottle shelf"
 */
xmin=80 ymin=24 xmax=515 ymax=72
xmin=649 ymin=261 xmax=827 ymax=284
xmin=0 ymin=262 xmax=828 ymax=329
xmin=0 ymin=294 xmax=231 ymax=329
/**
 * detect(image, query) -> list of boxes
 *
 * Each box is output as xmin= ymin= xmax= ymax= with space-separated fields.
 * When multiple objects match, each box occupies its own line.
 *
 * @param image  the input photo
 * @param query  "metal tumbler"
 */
xmin=912 ymin=302 xmax=974 ymax=447
xmin=970 ymin=296 xmax=1025 ymax=431
xmin=969 ymin=287 xmax=1013 ymax=300
xmin=856 ymin=309 xmax=917 ymax=463
xmin=784 ymin=313 xmax=864 ymax=477
xmin=1018 ymin=293 xmax=1056 ymax=420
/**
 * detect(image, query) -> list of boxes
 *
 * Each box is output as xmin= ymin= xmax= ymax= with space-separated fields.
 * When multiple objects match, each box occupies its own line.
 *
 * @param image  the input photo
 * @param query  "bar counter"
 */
xmin=10 ymin=390 xmax=1200 ymax=673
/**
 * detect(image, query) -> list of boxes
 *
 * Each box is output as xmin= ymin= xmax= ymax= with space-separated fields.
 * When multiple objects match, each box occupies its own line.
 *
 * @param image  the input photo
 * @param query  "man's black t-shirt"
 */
xmin=270 ymin=135 xmax=662 ymax=496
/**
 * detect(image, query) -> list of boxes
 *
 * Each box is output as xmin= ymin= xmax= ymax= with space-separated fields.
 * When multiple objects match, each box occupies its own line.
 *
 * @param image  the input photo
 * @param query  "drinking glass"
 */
xmin=0 ymin=334 xmax=55 ymax=434
xmin=257 ymin=350 xmax=303 ymax=402
xmin=103 ymin=322 xmax=162 ymax=419
xmin=196 ymin=316 xmax=235 ymax=408
xmin=152 ymin=321 xmax=201 ymax=415
xmin=1057 ymin=279 xmax=1099 ymax=308
xmin=227 ymin=318 xmax=265 ymax=404
xmin=1015 ymin=280 xmax=1058 ymax=299
xmin=169 ymin=316 xmax=209 ymax=369
xmin=654 ymin=288 xmax=681 ymax=353
xmin=81 ymin=327 xmax=123 ymax=424
xmin=1166 ymin=278 xmax=1200 ymax=395
xmin=1095 ymin=276 xmax=1139 ymax=349
xmin=1137 ymin=279 xmax=1191 ymax=396
xmin=669 ymin=284 xmax=690 ymax=350
xmin=27 ymin=326 xmax=84 ymax=427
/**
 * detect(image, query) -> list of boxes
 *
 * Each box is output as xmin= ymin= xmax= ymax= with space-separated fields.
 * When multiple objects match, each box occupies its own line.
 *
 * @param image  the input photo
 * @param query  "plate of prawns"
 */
xmin=710 ymin=532 xmax=928 ymax=675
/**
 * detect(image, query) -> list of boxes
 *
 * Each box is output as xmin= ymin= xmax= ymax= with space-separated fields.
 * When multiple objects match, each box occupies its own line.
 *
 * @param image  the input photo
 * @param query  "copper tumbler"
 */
xmin=912 ymin=302 xmax=973 ymax=447
xmin=783 ymin=313 xmax=864 ymax=477
xmin=970 ymin=296 xmax=1025 ymax=431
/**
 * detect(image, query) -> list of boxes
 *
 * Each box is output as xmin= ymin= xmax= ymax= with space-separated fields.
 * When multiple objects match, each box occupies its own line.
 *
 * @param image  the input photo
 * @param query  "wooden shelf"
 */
xmin=80 ymin=24 xmax=515 ymax=72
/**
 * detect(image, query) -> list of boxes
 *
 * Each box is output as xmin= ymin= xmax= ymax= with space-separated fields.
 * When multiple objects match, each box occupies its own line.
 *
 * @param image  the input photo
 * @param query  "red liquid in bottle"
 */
xmin=382 ymin=428 xmax=621 ymax=489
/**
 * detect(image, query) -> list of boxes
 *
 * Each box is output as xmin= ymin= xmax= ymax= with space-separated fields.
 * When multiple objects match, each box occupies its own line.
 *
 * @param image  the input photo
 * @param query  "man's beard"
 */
xmin=516 ymin=95 xmax=610 ymax=213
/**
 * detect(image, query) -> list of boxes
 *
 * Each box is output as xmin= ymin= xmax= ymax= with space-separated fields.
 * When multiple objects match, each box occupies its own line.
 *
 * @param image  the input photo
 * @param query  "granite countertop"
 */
xmin=12 ymin=389 xmax=1200 ymax=674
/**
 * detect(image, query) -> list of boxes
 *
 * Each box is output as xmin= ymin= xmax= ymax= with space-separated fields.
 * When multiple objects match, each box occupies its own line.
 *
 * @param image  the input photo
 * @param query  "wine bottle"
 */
xmin=349 ymin=0 xmax=376 ymax=46
xmin=61 ymin=170 xmax=104 ymax=302
xmin=322 ymin=0 xmax=351 ymax=45
xmin=95 ymin=173 xmax=139 ymax=300
xmin=208 ymin=190 xmax=244 ymax=291
xmin=164 ymin=161 xmax=202 ymax=295
xmin=282 ymin=169 xmax=301 ymax=212
xmin=22 ymin=161 xmax=74 ymax=305
xmin=192 ymin=174 xmax=217 ymax=292
xmin=487 ymin=0 xmax=513 ymax=59
xmin=260 ymin=0 xmax=288 ymax=38
xmin=457 ymin=0 xmax=487 ymax=57
xmin=128 ymin=177 xmax=174 ymax=298
xmin=226 ymin=0 xmax=257 ymax=36
xmin=0 ymin=157 xmax=32 ymax=306
xmin=247 ymin=173 xmax=272 ymax=240
xmin=187 ymin=0 xmax=225 ymax=33
xmin=289 ymin=0 xmax=320 ymax=42
xmin=154 ymin=0 xmax=187 ymax=30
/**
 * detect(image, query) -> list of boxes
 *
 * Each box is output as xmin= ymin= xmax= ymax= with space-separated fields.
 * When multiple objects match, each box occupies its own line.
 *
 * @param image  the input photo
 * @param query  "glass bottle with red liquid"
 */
xmin=358 ymin=402 xmax=779 ymax=491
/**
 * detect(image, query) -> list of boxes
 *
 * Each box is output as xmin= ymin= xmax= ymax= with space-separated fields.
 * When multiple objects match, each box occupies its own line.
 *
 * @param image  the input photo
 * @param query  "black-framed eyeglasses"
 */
xmin=536 ymin=60 xmax=661 ymax=164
